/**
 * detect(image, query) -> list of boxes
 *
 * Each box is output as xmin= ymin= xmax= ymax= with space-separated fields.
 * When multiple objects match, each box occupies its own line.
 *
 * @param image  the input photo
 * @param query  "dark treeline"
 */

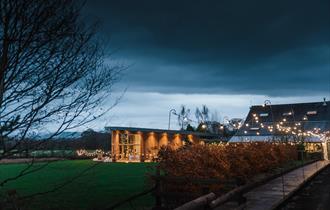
xmin=2 ymin=129 xmax=110 ymax=158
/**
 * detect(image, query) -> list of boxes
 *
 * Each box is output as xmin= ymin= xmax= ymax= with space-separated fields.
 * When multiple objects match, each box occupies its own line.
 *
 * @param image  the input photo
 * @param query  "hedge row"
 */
xmin=157 ymin=142 xmax=298 ymax=196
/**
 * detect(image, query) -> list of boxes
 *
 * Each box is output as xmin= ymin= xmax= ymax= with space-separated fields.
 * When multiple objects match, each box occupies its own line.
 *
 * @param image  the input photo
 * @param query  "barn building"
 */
xmin=230 ymin=100 xmax=330 ymax=158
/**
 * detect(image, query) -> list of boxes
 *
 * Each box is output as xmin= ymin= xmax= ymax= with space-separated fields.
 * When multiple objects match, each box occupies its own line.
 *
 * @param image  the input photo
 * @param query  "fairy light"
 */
xmin=76 ymin=149 xmax=111 ymax=157
xmin=240 ymin=103 xmax=328 ymax=142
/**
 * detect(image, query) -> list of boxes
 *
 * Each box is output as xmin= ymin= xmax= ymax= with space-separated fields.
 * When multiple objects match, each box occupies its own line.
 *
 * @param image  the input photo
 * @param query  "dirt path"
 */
xmin=279 ymin=165 xmax=330 ymax=210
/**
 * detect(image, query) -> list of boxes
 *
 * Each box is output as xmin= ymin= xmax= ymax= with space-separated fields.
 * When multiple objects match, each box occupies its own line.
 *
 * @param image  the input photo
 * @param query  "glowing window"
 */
xmin=307 ymin=111 xmax=317 ymax=115
xmin=282 ymin=112 xmax=293 ymax=116
xmin=260 ymin=113 xmax=269 ymax=117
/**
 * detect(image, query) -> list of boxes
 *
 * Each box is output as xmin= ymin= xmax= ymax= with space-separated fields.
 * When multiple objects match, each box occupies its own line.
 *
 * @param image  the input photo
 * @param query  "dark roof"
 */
xmin=230 ymin=135 xmax=322 ymax=142
xmin=235 ymin=101 xmax=330 ymax=136
xmin=105 ymin=126 xmax=221 ymax=139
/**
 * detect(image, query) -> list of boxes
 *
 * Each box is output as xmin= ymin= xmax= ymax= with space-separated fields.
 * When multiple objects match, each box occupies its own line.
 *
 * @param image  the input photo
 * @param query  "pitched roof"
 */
xmin=233 ymin=100 xmax=330 ymax=138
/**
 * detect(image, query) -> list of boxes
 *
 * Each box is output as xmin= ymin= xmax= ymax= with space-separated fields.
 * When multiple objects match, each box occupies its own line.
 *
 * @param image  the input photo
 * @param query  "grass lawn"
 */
xmin=0 ymin=160 xmax=156 ymax=210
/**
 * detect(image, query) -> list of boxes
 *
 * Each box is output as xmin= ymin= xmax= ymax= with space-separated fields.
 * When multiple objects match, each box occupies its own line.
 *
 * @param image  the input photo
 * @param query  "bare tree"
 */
xmin=0 ymin=0 xmax=122 ymax=159
xmin=177 ymin=105 xmax=190 ymax=130
xmin=0 ymin=0 xmax=123 ymax=199
xmin=211 ymin=110 xmax=220 ymax=122
xmin=195 ymin=105 xmax=209 ymax=123
xmin=195 ymin=108 xmax=201 ymax=123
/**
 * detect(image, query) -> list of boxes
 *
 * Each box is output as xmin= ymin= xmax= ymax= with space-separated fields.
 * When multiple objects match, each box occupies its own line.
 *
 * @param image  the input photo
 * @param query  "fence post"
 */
xmin=301 ymin=150 xmax=305 ymax=181
xmin=237 ymin=192 xmax=247 ymax=208
xmin=202 ymin=186 xmax=210 ymax=195
xmin=281 ymin=167 xmax=285 ymax=198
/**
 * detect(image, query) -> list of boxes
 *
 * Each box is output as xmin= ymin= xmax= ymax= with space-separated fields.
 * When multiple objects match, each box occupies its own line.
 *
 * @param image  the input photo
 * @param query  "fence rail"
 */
xmin=105 ymin=156 xmax=321 ymax=210
xmin=172 ymin=159 xmax=321 ymax=210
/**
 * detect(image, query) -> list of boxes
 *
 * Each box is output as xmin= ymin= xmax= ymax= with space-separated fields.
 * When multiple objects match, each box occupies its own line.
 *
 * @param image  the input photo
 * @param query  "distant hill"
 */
xmin=34 ymin=131 xmax=82 ymax=140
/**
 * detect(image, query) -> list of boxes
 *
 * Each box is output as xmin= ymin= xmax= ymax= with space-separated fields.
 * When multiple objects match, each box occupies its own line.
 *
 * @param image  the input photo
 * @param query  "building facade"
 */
xmin=107 ymin=127 xmax=221 ymax=162
xmin=230 ymin=100 xmax=330 ymax=158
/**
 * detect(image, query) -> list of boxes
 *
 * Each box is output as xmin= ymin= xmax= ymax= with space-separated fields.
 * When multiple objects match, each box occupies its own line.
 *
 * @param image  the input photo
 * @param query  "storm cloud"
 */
xmin=85 ymin=0 xmax=330 ymax=96
xmin=77 ymin=0 xmax=330 ymax=130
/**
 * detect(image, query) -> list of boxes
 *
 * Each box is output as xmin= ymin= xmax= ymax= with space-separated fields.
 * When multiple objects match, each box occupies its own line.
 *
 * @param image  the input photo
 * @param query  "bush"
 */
xmin=157 ymin=142 xmax=297 ymax=198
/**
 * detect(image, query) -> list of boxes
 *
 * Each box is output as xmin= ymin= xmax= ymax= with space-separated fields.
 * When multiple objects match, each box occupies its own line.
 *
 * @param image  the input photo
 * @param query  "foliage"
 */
xmin=157 ymin=142 xmax=297 ymax=195
xmin=80 ymin=129 xmax=110 ymax=150
xmin=186 ymin=124 xmax=195 ymax=131
xmin=196 ymin=122 xmax=208 ymax=133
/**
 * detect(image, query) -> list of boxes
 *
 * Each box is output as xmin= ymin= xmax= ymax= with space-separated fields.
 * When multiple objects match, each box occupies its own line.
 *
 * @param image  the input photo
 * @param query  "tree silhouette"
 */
xmin=0 ymin=0 xmax=122 ymax=158
xmin=195 ymin=105 xmax=209 ymax=123
xmin=177 ymin=105 xmax=190 ymax=130
xmin=0 ymin=0 xmax=123 ymax=202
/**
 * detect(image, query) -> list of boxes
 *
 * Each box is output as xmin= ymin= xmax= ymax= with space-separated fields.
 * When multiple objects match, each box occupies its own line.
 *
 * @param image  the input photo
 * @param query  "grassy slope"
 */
xmin=0 ymin=160 xmax=156 ymax=210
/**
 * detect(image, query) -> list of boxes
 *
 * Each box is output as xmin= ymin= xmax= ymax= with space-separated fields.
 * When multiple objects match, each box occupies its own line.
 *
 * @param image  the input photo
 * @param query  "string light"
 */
xmin=240 ymin=112 xmax=328 ymax=141
xmin=76 ymin=149 xmax=111 ymax=157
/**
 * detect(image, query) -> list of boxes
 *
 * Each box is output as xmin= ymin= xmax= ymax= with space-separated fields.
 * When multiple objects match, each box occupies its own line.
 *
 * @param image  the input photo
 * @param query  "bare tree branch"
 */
xmin=0 ymin=0 xmax=124 ymax=197
xmin=0 ymin=0 xmax=123 ymax=159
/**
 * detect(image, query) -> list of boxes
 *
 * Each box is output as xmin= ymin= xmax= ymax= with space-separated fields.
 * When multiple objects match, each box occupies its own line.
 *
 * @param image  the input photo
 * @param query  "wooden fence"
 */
xmin=151 ymin=167 xmax=238 ymax=210
xmin=171 ymin=159 xmax=320 ymax=210
xmin=106 ymin=154 xmax=320 ymax=210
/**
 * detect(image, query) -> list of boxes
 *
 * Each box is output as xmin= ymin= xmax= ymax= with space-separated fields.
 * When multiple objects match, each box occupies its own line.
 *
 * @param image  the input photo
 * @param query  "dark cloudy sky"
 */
xmin=82 ymin=0 xmax=330 ymax=130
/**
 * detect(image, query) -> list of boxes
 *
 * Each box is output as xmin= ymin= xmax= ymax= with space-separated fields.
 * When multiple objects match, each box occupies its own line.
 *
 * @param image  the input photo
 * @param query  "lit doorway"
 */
xmin=118 ymin=133 xmax=141 ymax=162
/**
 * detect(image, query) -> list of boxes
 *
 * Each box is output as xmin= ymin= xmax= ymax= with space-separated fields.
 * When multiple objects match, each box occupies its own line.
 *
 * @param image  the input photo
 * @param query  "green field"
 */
xmin=0 ymin=160 xmax=156 ymax=210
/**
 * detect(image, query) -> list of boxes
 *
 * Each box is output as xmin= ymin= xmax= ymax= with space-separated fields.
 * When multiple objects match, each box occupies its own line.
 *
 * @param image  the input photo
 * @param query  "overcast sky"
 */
xmin=81 ymin=0 xmax=330 ymax=131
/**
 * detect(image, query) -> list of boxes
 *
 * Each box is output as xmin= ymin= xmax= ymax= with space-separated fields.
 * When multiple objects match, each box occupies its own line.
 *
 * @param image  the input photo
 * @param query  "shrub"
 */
xmin=157 ymin=142 xmax=297 ymax=198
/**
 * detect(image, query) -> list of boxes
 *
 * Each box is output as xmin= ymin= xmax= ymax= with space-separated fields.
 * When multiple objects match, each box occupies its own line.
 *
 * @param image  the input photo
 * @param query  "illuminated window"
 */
xmin=260 ymin=113 xmax=269 ymax=117
xmin=307 ymin=111 xmax=317 ymax=115
xmin=250 ymin=127 xmax=260 ymax=131
xmin=282 ymin=112 xmax=293 ymax=116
